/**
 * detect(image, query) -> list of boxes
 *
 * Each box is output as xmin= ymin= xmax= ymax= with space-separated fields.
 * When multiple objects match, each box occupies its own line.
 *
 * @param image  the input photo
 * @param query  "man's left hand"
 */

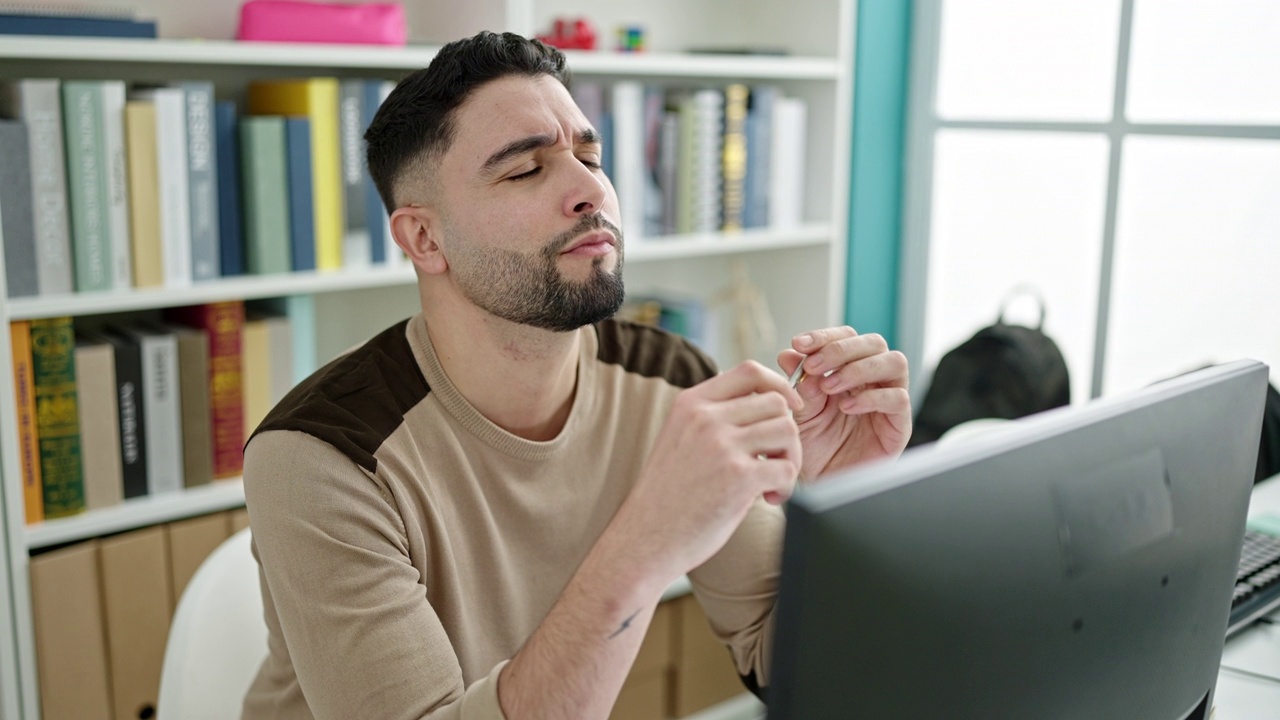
xmin=779 ymin=326 xmax=911 ymax=480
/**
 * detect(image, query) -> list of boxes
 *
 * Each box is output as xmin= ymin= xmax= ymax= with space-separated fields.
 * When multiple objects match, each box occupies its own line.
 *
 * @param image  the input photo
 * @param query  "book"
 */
xmin=254 ymin=295 xmax=315 ymax=385
xmin=285 ymin=116 xmax=315 ymax=272
xmin=62 ymin=80 xmax=113 ymax=292
xmin=611 ymin=81 xmax=645 ymax=243
xmin=73 ymin=333 xmax=123 ymax=511
xmin=742 ymin=85 xmax=778 ymax=229
xmin=132 ymin=87 xmax=192 ymax=288
xmin=239 ymin=116 xmax=292 ymax=275
xmin=641 ymin=86 xmax=666 ymax=238
xmin=122 ymin=323 xmax=184 ymax=494
xmin=720 ymin=83 xmax=749 ymax=232
xmin=339 ymin=79 xmax=370 ymax=268
xmin=214 ymin=100 xmax=244 ymax=276
xmin=101 ymin=80 xmax=133 ymax=288
xmin=0 ymin=79 xmax=74 ymax=295
xmin=28 ymin=541 xmax=113 ymax=720
xmin=180 ymin=81 xmax=221 ymax=281
xmin=247 ymin=78 xmax=343 ymax=270
xmin=98 ymin=526 xmax=171 ymax=720
xmin=362 ymin=79 xmax=388 ymax=264
xmin=242 ymin=316 xmax=271 ymax=438
xmin=167 ymin=323 xmax=213 ymax=488
xmin=0 ymin=12 xmax=157 ymax=38
xmin=166 ymin=302 xmax=245 ymax=478
xmin=30 ymin=316 xmax=84 ymax=518
xmin=675 ymin=90 xmax=725 ymax=234
xmin=10 ymin=321 xmax=43 ymax=523
xmin=124 ymin=99 xmax=163 ymax=287
xmin=769 ymin=96 xmax=807 ymax=229
xmin=0 ymin=120 xmax=38 ymax=297
xmin=99 ymin=327 xmax=148 ymax=499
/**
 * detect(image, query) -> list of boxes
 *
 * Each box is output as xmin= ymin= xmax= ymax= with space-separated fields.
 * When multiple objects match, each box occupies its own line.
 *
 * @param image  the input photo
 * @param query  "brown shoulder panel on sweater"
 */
xmin=248 ymin=319 xmax=428 ymax=473
xmin=593 ymin=318 xmax=719 ymax=389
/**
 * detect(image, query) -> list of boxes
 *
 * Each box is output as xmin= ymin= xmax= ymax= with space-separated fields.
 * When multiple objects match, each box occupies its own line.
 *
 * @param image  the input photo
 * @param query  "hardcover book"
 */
xmin=284 ymin=117 xmax=315 ymax=272
xmin=214 ymin=100 xmax=245 ymax=276
xmin=99 ymin=327 xmax=148 ymax=499
xmin=121 ymin=323 xmax=184 ymax=495
xmin=74 ymin=333 xmax=124 ymax=510
xmin=0 ymin=120 xmax=38 ymax=297
xmin=166 ymin=302 xmax=245 ymax=478
xmin=239 ymin=116 xmax=292 ymax=274
xmin=62 ymin=80 xmax=113 ymax=292
xmin=30 ymin=316 xmax=84 ymax=518
xmin=124 ymin=100 xmax=163 ymax=288
xmin=10 ymin=321 xmax=43 ymax=523
xmin=179 ymin=81 xmax=221 ymax=281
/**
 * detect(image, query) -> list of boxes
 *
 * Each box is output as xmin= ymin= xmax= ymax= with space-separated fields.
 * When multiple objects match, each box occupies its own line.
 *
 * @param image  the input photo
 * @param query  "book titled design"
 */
xmin=30 ymin=316 xmax=84 ymax=518
xmin=180 ymin=81 xmax=221 ymax=281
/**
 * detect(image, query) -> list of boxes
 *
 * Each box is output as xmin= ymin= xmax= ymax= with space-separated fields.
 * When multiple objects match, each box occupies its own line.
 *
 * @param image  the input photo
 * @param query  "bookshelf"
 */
xmin=0 ymin=0 xmax=853 ymax=717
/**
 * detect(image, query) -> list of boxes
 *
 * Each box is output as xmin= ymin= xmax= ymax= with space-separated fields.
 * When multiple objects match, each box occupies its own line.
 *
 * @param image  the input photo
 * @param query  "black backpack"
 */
xmin=909 ymin=294 xmax=1070 ymax=447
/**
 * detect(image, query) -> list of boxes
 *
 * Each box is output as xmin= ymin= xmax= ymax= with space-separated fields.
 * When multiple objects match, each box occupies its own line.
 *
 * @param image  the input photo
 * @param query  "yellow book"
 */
xmin=247 ymin=78 xmax=344 ymax=270
xmin=124 ymin=100 xmax=163 ymax=288
xmin=241 ymin=316 xmax=271 ymax=438
xmin=10 ymin=321 xmax=43 ymax=524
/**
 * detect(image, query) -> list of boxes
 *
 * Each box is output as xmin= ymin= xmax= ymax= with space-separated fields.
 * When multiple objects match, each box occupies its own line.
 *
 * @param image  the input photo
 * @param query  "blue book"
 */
xmin=214 ymin=101 xmax=244 ymax=276
xmin=285 ymin=117 xmax=316 ymax=272
xmin=0 ymin=14 xmax=157 ymax=38
xmin=361 ymin=80 xmax=387 ymax=264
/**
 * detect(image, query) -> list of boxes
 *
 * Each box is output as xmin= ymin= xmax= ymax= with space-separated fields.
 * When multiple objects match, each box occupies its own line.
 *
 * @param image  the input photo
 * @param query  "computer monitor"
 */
xmin=767 ymin=360 xmax=1270 ymax=720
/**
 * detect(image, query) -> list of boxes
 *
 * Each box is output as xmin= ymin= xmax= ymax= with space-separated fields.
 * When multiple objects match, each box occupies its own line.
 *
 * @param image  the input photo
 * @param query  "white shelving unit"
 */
xmin=0 ymin=2 xmax=854 ymax=717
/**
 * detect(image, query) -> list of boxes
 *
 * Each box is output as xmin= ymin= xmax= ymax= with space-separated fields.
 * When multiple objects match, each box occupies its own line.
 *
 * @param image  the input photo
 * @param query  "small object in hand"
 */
xmin=788 ymin=355 xmax=808 ymax=389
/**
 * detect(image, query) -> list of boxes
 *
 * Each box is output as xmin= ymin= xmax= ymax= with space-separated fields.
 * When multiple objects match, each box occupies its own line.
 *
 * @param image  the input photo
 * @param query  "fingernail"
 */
xmin=795 ymin=333 xmax=813 ymax=349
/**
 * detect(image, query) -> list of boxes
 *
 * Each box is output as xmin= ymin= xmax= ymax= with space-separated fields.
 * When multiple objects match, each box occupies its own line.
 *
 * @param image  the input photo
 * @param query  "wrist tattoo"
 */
xmin=608 ymin=609 xmax=642 ymax=639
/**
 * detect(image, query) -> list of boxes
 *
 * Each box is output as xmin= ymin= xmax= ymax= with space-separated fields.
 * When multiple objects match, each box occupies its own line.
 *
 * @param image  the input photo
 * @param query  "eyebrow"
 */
xmin=479 ymin=129 xmax=604 ymax=177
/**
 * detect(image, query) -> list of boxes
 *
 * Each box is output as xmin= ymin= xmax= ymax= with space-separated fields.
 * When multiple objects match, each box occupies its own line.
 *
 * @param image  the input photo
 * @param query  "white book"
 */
xmin=125 ymin=324 xmax=184 ymax=494
xmin=611 ymin=81 xmax=645 ymax=243
xmin=133 ymin=87 xmax=192 ymax=288
xmin=100 ymin=80 xmax=133 ymax=288
xmin=769 ymin=97 xmax=807 ymax=230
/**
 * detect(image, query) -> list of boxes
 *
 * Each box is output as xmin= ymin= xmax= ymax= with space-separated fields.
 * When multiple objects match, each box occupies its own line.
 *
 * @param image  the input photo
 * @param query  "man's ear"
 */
xmin=390 ymin=205 xmax=448 ymax=275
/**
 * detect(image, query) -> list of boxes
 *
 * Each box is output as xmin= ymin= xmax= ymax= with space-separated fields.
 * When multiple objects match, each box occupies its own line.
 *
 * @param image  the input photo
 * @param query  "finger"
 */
xmin=792 ymin=326 xmax=859 ymax=356
xmin=803 ymin=333 xmax=891 ymax=378
xmin=699 ymin=360 xmax=803 ymax=411
xmin=818 ymin=350 xmax=910 ymax=395
xmin=739 ymin=415 xmax=802 ymax=461
xmin=717 ymin=391 xmax=793 ymax=427
xmin=777 ymin=349 xmax=805 ymax=378
xmin=837 ymin=387 xmax=913 ymax=419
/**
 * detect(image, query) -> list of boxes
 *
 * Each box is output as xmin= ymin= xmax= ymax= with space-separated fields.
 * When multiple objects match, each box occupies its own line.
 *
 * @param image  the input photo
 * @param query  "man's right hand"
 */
xmin=609 ymin=360 xmax=803 ymax=588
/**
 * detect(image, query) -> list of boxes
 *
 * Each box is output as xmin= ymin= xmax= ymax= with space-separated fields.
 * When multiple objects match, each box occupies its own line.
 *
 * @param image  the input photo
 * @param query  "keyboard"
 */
xmin=1227 ymin=529 xmax=1280 ymax=636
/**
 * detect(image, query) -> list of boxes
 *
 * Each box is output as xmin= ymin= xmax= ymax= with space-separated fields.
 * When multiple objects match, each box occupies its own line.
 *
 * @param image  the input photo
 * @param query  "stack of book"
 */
xmin=9 ymin=301 xmax=295 ymax=524
xmin=0 ymin=77 xmax=403 ymax=299
xmin=0 ymin=4 xmax=158 ymax=39
xmin=572 ymin=81 xmax=808 ymax=241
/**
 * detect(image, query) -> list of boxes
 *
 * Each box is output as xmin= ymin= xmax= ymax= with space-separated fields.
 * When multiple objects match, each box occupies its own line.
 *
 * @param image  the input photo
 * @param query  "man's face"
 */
xmin=432 ymin=74 xmax=625 ymax=332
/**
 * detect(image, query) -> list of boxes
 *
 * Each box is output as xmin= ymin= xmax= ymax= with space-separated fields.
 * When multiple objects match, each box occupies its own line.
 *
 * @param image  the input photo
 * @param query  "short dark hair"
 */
xmin=364 ymin=31 xmax=570 ymax=214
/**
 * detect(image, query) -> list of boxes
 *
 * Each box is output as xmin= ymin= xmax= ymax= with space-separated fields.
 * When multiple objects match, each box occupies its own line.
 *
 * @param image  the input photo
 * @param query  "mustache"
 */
xmin=543 ymin=213 xmax=624 ymax=257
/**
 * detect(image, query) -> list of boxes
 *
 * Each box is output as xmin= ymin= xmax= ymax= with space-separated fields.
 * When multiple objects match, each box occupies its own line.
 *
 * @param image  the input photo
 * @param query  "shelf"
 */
xmin=628 ymin=224 xmax=831 ymax=262
xmin=25 ymin=478 xmax=245 ymax=550
xmin=682 ymin=693 xmax=766 ymax=720
xmin=0 ymin=36 xmax=840 ymax=79
xmin=7 ymin=265 xmax=418 ymax=320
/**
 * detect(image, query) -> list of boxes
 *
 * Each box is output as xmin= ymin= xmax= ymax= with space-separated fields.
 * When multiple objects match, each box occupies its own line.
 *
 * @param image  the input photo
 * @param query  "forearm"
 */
xmin=497 ymin=520 xmax=669 ymax=719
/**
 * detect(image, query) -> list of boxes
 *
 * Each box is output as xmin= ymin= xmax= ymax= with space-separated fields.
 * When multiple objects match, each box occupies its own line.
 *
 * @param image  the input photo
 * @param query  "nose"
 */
xmin=562 ymin=157 xmax=608 ymax=218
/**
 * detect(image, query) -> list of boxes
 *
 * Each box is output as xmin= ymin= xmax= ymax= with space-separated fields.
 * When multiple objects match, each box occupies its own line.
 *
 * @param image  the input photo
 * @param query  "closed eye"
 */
xmin=508 ymin=166 xmax=542 ymax=181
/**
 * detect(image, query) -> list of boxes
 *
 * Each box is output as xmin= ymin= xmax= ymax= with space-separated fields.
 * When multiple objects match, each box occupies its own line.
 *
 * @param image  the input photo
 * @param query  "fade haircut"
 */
xmin=364 ymin=31 xmax=570 ymax=214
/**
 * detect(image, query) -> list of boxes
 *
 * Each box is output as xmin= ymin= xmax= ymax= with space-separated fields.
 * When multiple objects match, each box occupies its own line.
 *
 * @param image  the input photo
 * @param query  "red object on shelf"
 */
xmin=536 ymin=17 xmax=597 ymax=50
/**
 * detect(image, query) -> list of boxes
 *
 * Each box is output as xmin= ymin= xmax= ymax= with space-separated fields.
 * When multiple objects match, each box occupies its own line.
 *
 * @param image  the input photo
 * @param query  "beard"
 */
xmin=446 ymin=213 xmax=626 ymax=333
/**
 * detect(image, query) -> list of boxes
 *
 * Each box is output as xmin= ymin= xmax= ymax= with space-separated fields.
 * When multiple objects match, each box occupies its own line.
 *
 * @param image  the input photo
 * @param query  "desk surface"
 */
xmin=1214 ymin=476 xmax=1280 ymax=718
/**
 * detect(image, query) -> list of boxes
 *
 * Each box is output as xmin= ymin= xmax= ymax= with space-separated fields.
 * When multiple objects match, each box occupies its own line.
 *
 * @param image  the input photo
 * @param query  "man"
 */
xmin=242 ymin=31 xmax=910 ymax=720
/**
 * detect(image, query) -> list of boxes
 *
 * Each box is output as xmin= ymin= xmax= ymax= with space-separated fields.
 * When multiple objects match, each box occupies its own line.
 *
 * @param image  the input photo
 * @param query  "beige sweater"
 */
xmin=241 ymin=314 xmax=784 ymax=719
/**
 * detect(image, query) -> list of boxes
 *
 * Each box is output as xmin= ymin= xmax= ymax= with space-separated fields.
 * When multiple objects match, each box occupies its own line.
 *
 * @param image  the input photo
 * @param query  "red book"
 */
xmin=166 ymin=302 xmax=244 ymax=478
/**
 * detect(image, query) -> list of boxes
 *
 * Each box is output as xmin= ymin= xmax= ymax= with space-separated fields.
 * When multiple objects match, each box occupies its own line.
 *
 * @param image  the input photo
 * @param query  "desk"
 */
xmin=1214 ymin=476 xmax=1280 ymax=718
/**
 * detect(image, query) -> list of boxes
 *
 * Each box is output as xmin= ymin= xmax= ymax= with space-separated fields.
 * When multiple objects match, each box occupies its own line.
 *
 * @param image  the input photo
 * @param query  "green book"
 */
xmin=62 ymin=81 xmax=113 ymax=292
xmin=30 ymin=316 xmax=85 ymax=518
xmin=239 ymin=116 xmax=292 ymax=275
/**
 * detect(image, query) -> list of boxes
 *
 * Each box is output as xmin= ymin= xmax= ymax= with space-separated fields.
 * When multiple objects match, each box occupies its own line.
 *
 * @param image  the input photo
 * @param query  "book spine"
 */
xmin=30 ymin=316 xmax=84 ymax=518
xmin=207 ymin=302 xmax=245 ymax=477
xmin=691 ymin=89 xmax=724 ymax=234
xmin=361 ymin=80 xmax=387 ymax=264
xmin=153 ymin=88 xmax=193 ymax=288
xmin=0 ymin=121 xmax=39 ymax=297
xmin=0 ymin=14 xmax=157 ymax=38
xmin=10 ymin=321 xmax=43 ymax=523
xmin=137 ymin=329 xmax=183 ymax=494
xmin=124 ymin=100 xmax=163 ymax=287
xmin=214 ymin=100 xmax=244 ymax=277
xmin=720 ymin=83 xmax=749 ymax=232
xmin=171 ymin=326 xmax=213 ymax=488
xmin=14 ymin=80 xmax=75 ymax=295
xmin=62 ymin=80 xmax=112 ymax=292
xmin=770 ymin=97 xmax=807 ymax=229
xmin=339 ymin=79 xmax=370 ymax=267
xmin=285 ymin=117 xmax=316 ymax=272
xmin=240 ymin=116 xmax=292 ymax=274
xmin=101 ymin=81 xmax=133 ymax=287
xmin=74 ymin=338 xmax=123 ymax=510
xmin=743 ymin=86 xmax=777 ymax=229
xmin=105 ymin=329 xmax=148 ymax=499
xmin=611 ymin=81 xmax=646 ymax=243
xmin=182 ymin=81 xmax=221 ymax=281
xmin=641 ymin=86 xmax=666 ymax=238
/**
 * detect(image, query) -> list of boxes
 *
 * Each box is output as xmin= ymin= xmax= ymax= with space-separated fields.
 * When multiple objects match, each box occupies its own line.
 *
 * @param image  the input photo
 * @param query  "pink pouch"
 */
xmin=237 ymin=0 xmax=407 ymax=46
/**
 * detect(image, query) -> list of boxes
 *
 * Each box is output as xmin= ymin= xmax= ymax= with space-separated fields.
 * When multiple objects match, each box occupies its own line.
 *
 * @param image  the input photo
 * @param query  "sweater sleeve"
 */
xmin=685 ymin=498 xmax=785 ymax=687
xmin=243 ymin=430 xmax=509 ymax=720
